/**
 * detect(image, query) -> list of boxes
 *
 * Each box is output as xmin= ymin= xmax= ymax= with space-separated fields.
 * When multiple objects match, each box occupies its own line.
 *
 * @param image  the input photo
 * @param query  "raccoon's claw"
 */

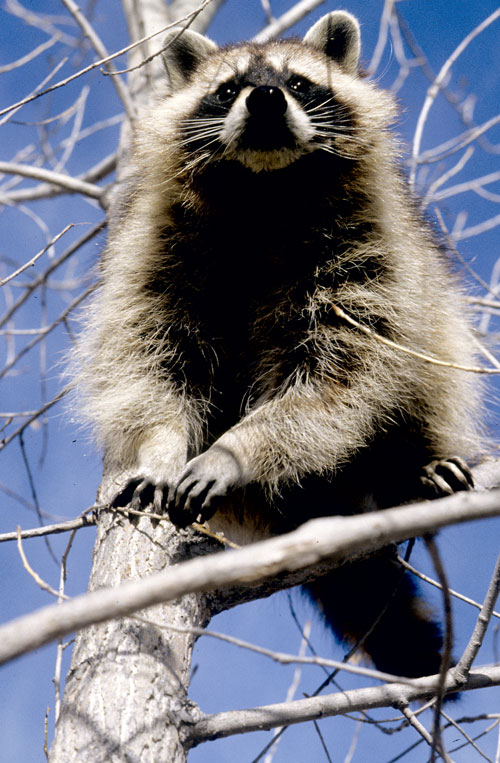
xmin=110 ymin=477 xmax=168 ymax=513
xmin=168 ymin=447 xmax=244 ymax=528
xmin=420 ymin=457 xmax=473 ymax=499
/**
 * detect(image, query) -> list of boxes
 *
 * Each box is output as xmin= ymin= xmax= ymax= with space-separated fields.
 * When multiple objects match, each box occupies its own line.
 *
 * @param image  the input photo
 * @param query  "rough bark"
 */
xmin=49 ymin=484 xmax=216 ymax=762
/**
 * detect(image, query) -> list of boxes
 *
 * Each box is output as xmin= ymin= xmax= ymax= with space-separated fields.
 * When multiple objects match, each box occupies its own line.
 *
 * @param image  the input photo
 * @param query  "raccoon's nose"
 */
xmin=246 ymin=86 xmax=287 ymax=118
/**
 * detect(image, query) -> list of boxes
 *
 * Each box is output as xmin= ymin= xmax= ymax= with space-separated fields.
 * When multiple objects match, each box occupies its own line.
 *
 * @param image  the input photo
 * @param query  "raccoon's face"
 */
xmin=161 ymin=12 xmax=385 ymax=174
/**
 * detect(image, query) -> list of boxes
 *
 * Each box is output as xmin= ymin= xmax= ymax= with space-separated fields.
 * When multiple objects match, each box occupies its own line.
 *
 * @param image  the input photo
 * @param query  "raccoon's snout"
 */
xmin=246 ymin=86 xmax=287 ymax=119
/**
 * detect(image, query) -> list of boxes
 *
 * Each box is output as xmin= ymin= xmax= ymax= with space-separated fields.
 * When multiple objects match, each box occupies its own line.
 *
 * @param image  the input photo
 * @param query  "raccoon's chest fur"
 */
xmin=155 ymin=156 xmax=367 ymax=439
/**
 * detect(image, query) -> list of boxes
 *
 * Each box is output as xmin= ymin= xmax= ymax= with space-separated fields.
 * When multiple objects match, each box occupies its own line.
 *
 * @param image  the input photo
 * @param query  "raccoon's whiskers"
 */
xmin=179 ymin=129 xmax=222 ymax=147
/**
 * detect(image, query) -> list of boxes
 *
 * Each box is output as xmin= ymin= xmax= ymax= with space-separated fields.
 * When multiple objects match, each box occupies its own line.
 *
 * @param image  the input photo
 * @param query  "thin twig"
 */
xmin=425 ymin=535 xmax=453 ymax=763
xmin=0 ymin=389 xmax=66 ymax=452
xmin=135 ymin=617 xmax=425 ymax=688
xmin=455 ymin=554 xmax=500 ymax=683
xmin=253 ymin=0 xmax=326 ymax=43
xmin=0 ymin=210 xmax=97 ymax=326
xmin=0 ymin=284 xmax=94 ymax=380
xmin=329 ymin=301 xmax=500 ymax=374
xmin=0 ymin=55 xmax=69 ymax=127
xmin=264 ymin=621 xmax=311 ymax=763
xmin=398 ymin=703 xmax=433 ymax=747
xmin=60 ymin=0 xmax=135 ymax=121
xmin=411 ymin=7 xmax=500 ymax=186
xmin=0 ymin=3 xmax=221 ymax=119
xmin=397 ymin=556 xmax=500 ymax=621
xmin=0 ymin=33 xmax=61 ymax=73
xmin=441 ymin=709 xmax=493 ymax=763
xmin=0 ymin=513 xmax=96 ymax=544
xmin=54 ymin=530 xmax=78 ymax=721
xmin=0 ymin=224 xmax=75 ymax=287
xmin=16 ymin=528 xmax=68 ymax=599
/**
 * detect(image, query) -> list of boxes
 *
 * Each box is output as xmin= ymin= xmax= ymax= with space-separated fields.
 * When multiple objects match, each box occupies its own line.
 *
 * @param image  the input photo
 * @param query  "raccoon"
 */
xmin=74 ymin=11 xmax=482 ymax=679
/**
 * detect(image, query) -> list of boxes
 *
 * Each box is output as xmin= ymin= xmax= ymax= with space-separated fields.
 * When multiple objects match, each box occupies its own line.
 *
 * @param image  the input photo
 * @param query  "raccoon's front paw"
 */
xmin=420 ymin=456 xmax=473 ymax=499
xmin=168 ymin=446 xmax=245 ymax=528
xmin=110 ymin=476 xmax=168 ymax=513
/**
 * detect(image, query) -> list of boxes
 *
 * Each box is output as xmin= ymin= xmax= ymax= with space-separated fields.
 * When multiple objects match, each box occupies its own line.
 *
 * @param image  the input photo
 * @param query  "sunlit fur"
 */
xmin=71 ymin=13 xmax=483 ymax=677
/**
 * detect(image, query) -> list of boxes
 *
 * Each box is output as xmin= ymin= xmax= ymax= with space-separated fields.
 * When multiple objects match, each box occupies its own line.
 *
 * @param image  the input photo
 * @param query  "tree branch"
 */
xmin=0 ymin=162 xmax=103 ymax=200
xmin=0 ymin=513 xmax=96 ymax=544
xmin=253 ymin=0 xmax=326 ymax=43
xmin=60 ymin=0 xmax=135 ymax=121
xmin=1 ymin=485 xmax=500 ymax=667
xmin=189 ymin=666 xmax=500 ymax=745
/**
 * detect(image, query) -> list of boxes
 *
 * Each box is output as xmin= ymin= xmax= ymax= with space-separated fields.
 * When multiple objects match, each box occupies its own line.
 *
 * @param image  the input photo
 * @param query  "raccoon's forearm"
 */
xmin=211 ymin=378 xmax=390 ymax=488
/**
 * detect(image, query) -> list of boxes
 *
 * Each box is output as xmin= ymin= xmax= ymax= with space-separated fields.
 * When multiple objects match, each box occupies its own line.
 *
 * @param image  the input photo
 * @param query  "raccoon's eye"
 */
xmin=215 ymin=81 xmax=239 ymax=103
xmin=287 ymin=76 xmax=312 ymax=95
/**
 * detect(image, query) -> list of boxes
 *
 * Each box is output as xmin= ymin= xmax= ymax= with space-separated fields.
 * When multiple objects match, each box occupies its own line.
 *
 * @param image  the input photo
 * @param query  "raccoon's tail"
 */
xmin=303 ymin=547 xmax=444 ymax=678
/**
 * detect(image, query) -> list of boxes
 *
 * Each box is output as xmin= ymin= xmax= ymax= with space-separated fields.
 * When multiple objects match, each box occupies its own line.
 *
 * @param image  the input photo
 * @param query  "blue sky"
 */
xmin=1 ymin=1 xmax=500 ymax=761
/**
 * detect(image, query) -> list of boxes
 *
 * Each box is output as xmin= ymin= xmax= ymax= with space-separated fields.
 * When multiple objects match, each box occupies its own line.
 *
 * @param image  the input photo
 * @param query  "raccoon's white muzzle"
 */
xmin=219 ymin=85 xmax=317 ymax=172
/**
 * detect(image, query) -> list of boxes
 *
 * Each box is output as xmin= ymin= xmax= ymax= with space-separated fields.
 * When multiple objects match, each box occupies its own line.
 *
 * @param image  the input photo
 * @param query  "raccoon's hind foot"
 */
xmin=420 ymin=456 xmax=473 ymax=499
xmin=110 ymin=476 xmax=168 ymax=514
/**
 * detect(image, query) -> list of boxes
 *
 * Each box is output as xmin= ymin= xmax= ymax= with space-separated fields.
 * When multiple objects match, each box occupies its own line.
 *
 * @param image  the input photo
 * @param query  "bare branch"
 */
xmin=0 ymin=33 xmax=61 ymax=73
xmin=1 ymin=487 xmax=500 ymax=666
xmin=329 ymin=301 xmax=500 ymax=374
xmin=4 ymin=0 xmax=77 ymax=47
xmin=0 ymin=219 xmax=105 ymax=330
xmin=454 ymin=212 xmax=500 ymax=242
xmin=16 ymin=529 xmax=67 ymax=599
xmin=397 ymin=556 xmax=500 ymax=621
xmin=0 ymin=54 xmax=69 ymax=126
xmin=60 ymin=0 xmax=135 ymax=121
xmin=455 ymin=554 xmax=500 ymax=682
xmin=0 ymin=224 xmax=74 ymax=287
xmin=2 ymin=153 xmax=117 ymax=204
xmin=441 ymin=709 xmax=494 ymax=763
xmin=0 ymin=162 xmax=103 ymax=200
xmin=0 ymin=284 xmax=94 ymax=380
xmin=425 ymin=535 xmax=453 ymax=763
xmin=415 ymin=113 xmax=500 ymax=166
xmin=0 ymin=3 xmax=222 ymax=120
xmin=190 ymin=666 xmax=500 ymax=744
xmin=0 ymin=390 xmax=65 ymax=452
xmin=253 ymin=0 xmax=326 ymax=43
xmin=366 ymin=0 xmax=393 ymax=76
xmin=138 ymin=618 xmax=423 ymax=688
xmin=431 ymin=169 xmax=500 ymax=204
xmin=0 ymin=513 xmax=96 ymax=544
xmin=399 ymin=703 xmax=434 ymax=749
xmin=411 ymin=7 xmax=500 ymax=186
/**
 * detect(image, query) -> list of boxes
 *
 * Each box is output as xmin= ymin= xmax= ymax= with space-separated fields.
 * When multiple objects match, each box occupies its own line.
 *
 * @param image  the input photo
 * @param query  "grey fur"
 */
xmin=70 ymin=13 xmax=483 ymax=675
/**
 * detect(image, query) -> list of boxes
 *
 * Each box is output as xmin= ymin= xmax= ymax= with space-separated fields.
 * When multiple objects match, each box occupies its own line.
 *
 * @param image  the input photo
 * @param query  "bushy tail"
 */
xmin=304 ymin=547 xmax=444 ymax=678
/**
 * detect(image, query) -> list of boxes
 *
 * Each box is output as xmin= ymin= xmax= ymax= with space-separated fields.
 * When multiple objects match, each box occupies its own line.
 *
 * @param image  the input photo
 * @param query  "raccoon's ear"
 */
xmin=303 ymin=11 xmax=361 ymax=74
xmin=162 ymin=29 xmax=218 ymax=90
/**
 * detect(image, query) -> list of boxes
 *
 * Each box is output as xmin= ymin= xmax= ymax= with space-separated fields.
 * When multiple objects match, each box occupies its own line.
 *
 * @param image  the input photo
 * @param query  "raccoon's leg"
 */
xmin=109 ymin=424 xmax=190 ymax=514
xmin=304 ymin=547 xmax=444 ymax=678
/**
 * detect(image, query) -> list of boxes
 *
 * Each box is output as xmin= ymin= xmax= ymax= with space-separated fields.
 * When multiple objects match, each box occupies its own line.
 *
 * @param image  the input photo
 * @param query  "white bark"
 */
xmin=49 ymin=497 xmax=214 ymax=762
xmin=3 ymin=481 xmax=500 ymax=669
xmin=190 ymin=665 xmax=500 ymax=744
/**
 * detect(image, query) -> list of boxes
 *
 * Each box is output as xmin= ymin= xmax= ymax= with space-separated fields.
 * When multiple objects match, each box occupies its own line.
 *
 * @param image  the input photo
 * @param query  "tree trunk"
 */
xmin=50 ymin=476 xmax=219 ymax=762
